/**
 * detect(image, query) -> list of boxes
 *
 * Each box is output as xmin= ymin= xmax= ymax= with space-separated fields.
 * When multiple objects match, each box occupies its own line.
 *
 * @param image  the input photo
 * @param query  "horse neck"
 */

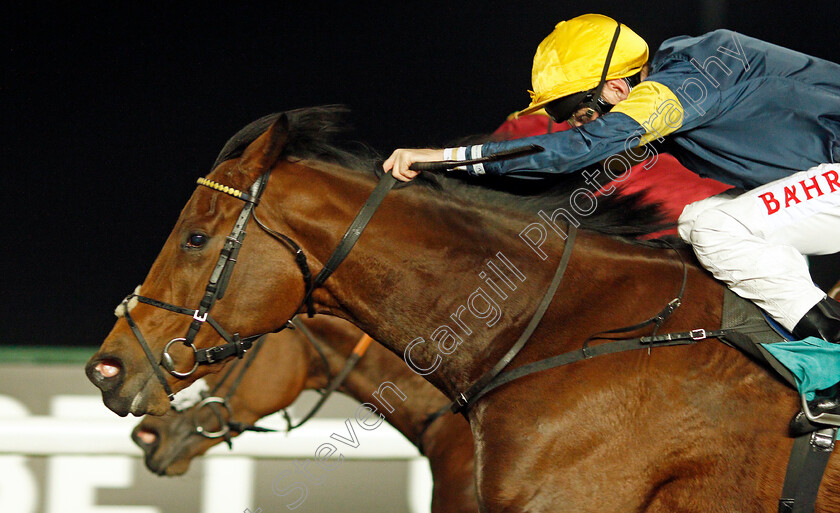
xmin=263 ymin=161 xmax=565 ymax=395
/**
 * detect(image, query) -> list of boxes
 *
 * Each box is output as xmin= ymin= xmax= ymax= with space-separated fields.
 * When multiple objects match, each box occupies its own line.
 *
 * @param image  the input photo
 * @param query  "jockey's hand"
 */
xmin=383 ymin=148 xmax=445 ymax=182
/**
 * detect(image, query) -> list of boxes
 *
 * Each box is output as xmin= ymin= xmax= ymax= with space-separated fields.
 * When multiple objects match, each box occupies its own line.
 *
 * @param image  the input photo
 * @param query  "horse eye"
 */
xmin=186 ymin=233 xmax=208 ymax=248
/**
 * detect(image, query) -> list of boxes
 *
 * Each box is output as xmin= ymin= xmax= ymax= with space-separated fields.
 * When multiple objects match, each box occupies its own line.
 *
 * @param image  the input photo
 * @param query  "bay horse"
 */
xmin=87 ymin=106 xmax=840 ymax=512
xmin=132 ymin=315 xmax=477 ymax=513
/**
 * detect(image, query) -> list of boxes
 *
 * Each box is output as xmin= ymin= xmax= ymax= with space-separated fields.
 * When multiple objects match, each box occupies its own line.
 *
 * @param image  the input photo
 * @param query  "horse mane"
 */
xmin=213 ymin=106 xmax=669 ymax=238
xmin=212 ymin=105 xmax=378 ymax=172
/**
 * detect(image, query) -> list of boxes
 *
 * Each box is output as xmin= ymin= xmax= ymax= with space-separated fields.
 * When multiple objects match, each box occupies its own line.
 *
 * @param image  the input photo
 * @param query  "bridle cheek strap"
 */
xmin=182 ymin=174 xmax=267 ymax=348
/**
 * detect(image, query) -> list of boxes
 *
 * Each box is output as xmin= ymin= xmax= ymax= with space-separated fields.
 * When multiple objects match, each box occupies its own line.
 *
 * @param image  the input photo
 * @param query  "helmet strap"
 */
xmin=585 ymin=22 xmax=622 ymax=115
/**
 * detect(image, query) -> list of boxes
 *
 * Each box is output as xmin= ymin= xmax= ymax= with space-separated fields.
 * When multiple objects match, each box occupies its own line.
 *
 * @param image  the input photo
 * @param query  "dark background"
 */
xmin=4 ymin=2 xmax=839 ymax=347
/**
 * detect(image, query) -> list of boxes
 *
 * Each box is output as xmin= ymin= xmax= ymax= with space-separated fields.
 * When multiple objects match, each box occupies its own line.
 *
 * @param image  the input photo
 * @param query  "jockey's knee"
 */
xmin=681 ymin=207 xmax=749 ymax=250
xmin=678 ymin=191 xmax=744 ymax=244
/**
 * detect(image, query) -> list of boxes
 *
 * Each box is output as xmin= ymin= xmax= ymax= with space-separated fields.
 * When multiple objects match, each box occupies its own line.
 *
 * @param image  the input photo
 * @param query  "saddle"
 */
xmin=717 ymin=288 xmax=838 ymax=513
xmin=720 ymin=288 xmax=840 ymax=432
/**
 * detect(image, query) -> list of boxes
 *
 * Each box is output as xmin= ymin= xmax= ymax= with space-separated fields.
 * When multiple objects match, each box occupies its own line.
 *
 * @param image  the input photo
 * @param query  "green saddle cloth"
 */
xmin=762 ymin=337 xmax=840 ymax=400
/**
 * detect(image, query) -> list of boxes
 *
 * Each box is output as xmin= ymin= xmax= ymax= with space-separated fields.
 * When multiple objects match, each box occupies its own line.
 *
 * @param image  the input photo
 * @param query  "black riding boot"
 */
xmin=792 ymin=296 xmax=840 ymax=343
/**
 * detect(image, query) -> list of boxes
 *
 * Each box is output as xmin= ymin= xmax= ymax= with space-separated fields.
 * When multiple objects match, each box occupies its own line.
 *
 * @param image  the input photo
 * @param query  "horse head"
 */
xmin=86 ymin=112 xmax=322 ymax=416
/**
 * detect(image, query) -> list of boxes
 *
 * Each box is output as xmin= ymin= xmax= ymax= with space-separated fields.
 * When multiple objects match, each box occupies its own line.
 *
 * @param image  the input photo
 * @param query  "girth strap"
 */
xmin=778 ymin=428 xmax=837 ymax=513
xmin=471 ymin=329 xmax=720 ymax=407
xmin=420 ymin=324 xmax=728 ymax=440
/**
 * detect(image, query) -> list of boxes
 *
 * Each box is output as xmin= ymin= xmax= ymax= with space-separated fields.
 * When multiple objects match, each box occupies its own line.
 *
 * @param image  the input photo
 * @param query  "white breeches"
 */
xmin=678 ymin=163 xmax=840 ymax=331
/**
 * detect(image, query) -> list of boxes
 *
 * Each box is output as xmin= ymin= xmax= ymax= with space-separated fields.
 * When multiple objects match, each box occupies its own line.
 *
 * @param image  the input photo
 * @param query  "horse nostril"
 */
xmin=132 ymin=422 xmax=163 ymax=455
xmin=95 ymin=360 xmax=122 ymax=379
xmin=86 ymin=357 xmax=124 ymax=392
xmin=138 ymin=430 xmax=157 ymax=445
xmin=133 ymin=426 xmax=159 ymax=449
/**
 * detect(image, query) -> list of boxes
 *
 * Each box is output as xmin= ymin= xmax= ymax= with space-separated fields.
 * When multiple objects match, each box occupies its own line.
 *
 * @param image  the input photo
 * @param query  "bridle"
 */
xmin=117 ymin=164 xmax=397 ymax=401
xmin=187 ymin=331 xmax=277 ymax=446
xmin=185 ymin=317 xmax=374 ymax=448
xmin=118 ymin=172 xmax=292 ymax=399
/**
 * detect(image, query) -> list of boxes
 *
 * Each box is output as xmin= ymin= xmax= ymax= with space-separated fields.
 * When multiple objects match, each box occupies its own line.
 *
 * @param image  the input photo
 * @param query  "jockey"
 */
xmin=384 ymin=13 xmax=840 ymax=345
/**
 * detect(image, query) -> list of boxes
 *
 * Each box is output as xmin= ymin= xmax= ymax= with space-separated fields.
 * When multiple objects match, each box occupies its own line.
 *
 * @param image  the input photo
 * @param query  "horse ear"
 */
xmin=238 ymin=114 xmax=290 ymax=179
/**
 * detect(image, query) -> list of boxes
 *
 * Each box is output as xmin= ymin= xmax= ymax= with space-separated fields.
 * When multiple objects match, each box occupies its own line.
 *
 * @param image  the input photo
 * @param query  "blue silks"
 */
xmin=762 ymin=337 xmax=840 ymax=400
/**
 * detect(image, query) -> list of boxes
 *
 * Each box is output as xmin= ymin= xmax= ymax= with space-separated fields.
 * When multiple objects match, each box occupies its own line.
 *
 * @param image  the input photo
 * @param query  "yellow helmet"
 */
xmin=518 ymin=14 xmax=649 ymax=117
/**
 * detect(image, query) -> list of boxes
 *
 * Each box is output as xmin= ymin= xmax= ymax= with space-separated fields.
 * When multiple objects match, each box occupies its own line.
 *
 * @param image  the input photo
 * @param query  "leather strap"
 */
xmin=252 ymin=216 xmax=316 ymax=315
xmin=184 ymin=174 xmax=267 ymax=345
xmin=588 ymin=22 xmax=622 ymax=114
xmin=470 ymin=329 xmax=721 ymax=406
xmin=448 ymin=225 xmax=577 ymax=414
xmin=122 ymin=307 xmax=176 ymax=400
xmin=581 ymin=238 xmax=688 ymax=353
xmin=421 ymin=315 xmax=726 ymax=439
xmin=192 ymin=334 xmax=259 ymax=364
xmin=308 ymin=173 xmax=398 ymax=297
xmin=779 ymin=428 xmax=837 ymax=512
xmin=134 ymin=295 xmax=261 ymax=364
xmin=305 ymin=146 xmax=544 ymax=313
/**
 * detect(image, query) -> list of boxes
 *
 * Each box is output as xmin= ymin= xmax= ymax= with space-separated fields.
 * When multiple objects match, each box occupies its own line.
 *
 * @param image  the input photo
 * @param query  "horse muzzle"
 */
xmin=133 ymin=413 xmax=200 ymax=476
xmin=86 ymin=353 xmax=168 ymax=416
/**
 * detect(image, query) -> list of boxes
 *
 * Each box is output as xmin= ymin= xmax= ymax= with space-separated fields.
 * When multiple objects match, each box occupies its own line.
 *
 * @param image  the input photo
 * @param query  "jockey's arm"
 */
xmin=384 ymin=80 xmax=690 ymax=182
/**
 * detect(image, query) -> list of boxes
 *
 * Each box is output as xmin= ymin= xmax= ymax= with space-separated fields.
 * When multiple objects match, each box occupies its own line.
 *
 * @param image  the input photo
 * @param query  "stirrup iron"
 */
xmin=799 ymin=393 xmax=840 ymax=427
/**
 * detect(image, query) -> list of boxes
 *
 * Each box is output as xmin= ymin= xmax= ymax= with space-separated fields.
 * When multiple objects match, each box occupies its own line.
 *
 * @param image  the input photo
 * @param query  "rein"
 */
xmin=449 ymin=224 xmax=579 ymax=414
xmin=281 ymin=325 xmax=375 ymax=432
